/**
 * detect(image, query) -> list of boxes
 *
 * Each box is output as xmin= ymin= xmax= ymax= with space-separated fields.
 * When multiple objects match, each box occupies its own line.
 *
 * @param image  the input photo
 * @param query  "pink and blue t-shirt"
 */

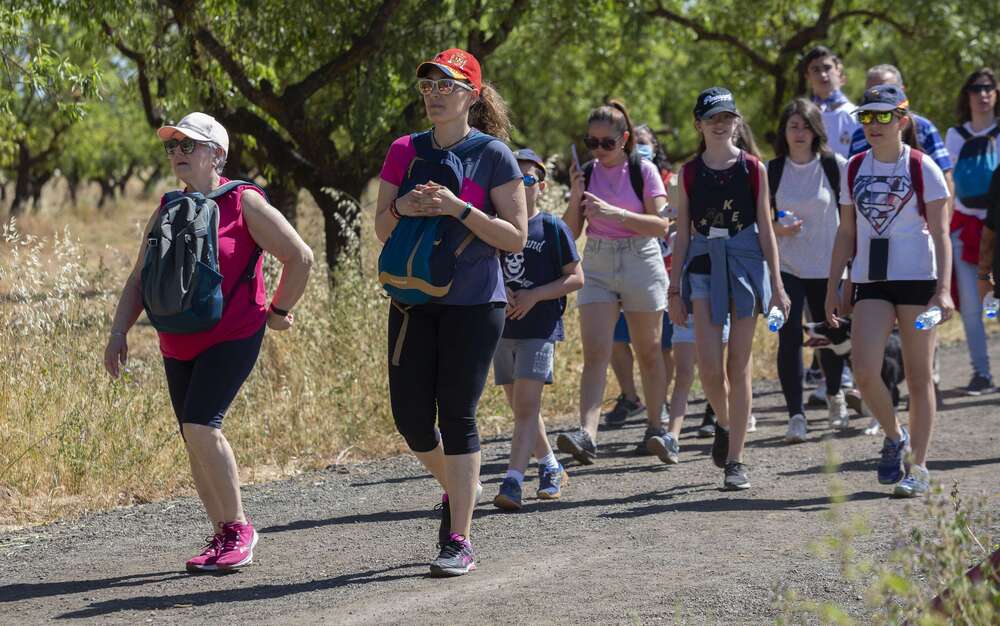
xmin=155 ymin=178 xmax=267 ymax=361
xmin=585 ymin=157 xmax=667 ymax=239
xmin=380 ymin=129 xmax=522 ymax=305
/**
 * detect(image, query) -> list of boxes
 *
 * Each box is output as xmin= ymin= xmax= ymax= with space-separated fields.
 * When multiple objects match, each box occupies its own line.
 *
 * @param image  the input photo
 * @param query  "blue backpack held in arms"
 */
xmin=141 ymin=180 xmax=264 ymax=334
xmin=952 ymin=125 xmax=1000 ymax=210
xmin=377 ymin=130 xmax=493 ymax=305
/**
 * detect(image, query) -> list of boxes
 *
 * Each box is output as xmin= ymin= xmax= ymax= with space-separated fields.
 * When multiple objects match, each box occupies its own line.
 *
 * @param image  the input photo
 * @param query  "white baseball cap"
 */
xmin=157 ymin=112 xmax=229 ymax=155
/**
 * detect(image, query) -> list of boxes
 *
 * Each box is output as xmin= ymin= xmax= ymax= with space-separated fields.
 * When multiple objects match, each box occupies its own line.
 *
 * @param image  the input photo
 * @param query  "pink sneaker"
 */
xmin=186 ymin=534 xmax=223 ymax=572
xmin=215 ymin=520 xmax=258 ymax=570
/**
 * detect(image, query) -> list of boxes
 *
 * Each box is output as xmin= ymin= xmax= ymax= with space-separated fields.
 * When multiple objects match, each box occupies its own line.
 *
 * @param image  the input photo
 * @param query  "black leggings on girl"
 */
xmin=777 ymin=273 xmax=846 ymax=417
xmin=387 ymin=301 xmax=505 ymax=455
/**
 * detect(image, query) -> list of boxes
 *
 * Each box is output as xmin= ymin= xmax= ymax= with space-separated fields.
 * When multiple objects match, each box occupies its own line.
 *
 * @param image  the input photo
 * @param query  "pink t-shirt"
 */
xmin=585 ymin=158 xmax=667 ymax=239
xmin=156 ymin=178 xmax=268 ymax=361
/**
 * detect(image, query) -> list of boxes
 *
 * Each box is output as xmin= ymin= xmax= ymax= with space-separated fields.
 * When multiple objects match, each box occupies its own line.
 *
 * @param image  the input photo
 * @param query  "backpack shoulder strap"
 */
xmin=543 ymin=212 xmax=564 ymax=270
xmin=846 ymin=151 xmax=867 ymax=203
xmin=954 ymin=125 xmax=973 ymax=141
xmin=820 ymin=153 xmax=841 ymax=200
xmin=989 ymin=125 xmax=1000 ymax=140
xmin=909 ymin=148 xmax=927 ymax=218
xmin=766 ymin=157 xmax=784 ymax=219
xmin=743 ymin=152 xmax=761 ymax=205
xmin=206 ymin=179 xmax=259 ymax=200
xmin=627 ymin=150 xmax=646 ymax=206
xmin=681 ymin=158 xmax=698 ymax=197
xmin=583 ymin=159 xmax=595 ymax=192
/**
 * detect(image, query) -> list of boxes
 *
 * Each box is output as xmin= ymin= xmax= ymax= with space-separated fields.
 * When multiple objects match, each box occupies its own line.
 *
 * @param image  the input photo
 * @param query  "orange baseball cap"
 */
xmin=416 ymin=48 xmax=482 ymax=92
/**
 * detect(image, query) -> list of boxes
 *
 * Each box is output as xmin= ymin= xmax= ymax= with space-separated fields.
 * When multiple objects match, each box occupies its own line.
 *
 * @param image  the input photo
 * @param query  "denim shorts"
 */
xmin=493 ymin=338 xmax=555 ymax=385
xmin=578 ymin=237 xmax=668 ymax=312
xmin=688 ymin=271 xmax=734 ymax=301
xmin=671 ymin=313 xmax=730 ymax=344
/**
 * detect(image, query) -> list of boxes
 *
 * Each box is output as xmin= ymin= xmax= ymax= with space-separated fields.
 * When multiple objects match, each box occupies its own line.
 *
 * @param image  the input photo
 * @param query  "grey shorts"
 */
xmin=578 ymin=237 xmax=668 ymax=312
xmin=493 ymin=338 xmax=555 ymax=385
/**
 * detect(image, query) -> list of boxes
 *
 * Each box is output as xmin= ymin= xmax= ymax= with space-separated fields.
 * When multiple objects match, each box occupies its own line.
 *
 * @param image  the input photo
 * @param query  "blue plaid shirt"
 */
xmin=849 ymin=112 xmax=953 ymax=172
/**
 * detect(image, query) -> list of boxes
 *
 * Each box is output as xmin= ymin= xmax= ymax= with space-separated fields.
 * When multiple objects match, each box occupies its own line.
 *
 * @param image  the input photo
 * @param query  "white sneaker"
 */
xmin=828 ymin=391 xmax=849 ymax=430
xmin=807 ymin=386 xmax=828 ymax=407
xmin=863 ymin=417 xmax=882 ymax=436
xmin=784 ymin=414 xmax=808 ymax=443
xmin=746 ymin=414 xmax=757 ymax=433
xmin=894 ymin=465 xmax=930 ymax=498
xmin=841 ymin=367 xmax=855 ymax=389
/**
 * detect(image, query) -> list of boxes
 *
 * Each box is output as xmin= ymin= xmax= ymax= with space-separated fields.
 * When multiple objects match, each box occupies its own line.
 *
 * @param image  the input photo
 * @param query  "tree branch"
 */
xmin=647 ymin=1 xmax=779 ymax=74
xmin=467 ymin=0 xmax=529 ymax=60
xmin=828 ymin=9 xmax=913 ymax=36
xmin=100 ymin=19 xmax=164 ymax=128
xmin=282 ymin=0 xmax=402 ymax=108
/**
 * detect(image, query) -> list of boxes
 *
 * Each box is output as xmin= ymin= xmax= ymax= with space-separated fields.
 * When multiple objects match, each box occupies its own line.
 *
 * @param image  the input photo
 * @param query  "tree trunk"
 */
xmin=98 ymin=180 xmax=114 ymax=209
xmin=9 ymin=143 xmax=33 ymax=219
xmin=306 ymin=181 xmax=361 ymax=276
xmin=265 ymin=172 xmax=299 ymax=225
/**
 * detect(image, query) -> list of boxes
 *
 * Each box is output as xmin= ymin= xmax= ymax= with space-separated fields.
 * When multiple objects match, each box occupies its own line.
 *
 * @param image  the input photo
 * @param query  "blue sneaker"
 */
xmin=537 ymin=463 xmax=569 ymax=500
xmin=877 ymin=426 xmax=910 ymax=485
xmin=493 ymin=477 xmax=523 ymax=511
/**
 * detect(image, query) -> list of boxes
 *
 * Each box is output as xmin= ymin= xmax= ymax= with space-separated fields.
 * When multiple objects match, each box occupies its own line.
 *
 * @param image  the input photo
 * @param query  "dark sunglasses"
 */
xmin=163 ymin=138 xmax=199 ymax=155
xmin=522 ymin=174 xmax=539 ymax=187
xmin=857 ymin=110 xmax=901 ymax=125
xmin=966 ymin=84 xmax=997 ymax=94
xmin=416 ymin=78 xmax=474 ymax=96
xmin=583 ymin=135 xmax=620 ymax=151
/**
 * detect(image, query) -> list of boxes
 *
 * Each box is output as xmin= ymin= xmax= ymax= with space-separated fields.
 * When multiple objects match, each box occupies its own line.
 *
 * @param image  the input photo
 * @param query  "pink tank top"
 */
xmin=156 ymin=178 xmax=267 ymax=360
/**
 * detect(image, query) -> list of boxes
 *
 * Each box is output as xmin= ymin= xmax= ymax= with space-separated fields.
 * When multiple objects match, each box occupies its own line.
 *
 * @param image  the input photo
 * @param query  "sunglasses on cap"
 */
xmin=583 ymin=136 xmax=620 ymax=151
xmin=163 ymin=137 xmax=201 ymax=156
xmin=416 ymin=78 xmax=474 ymax=96
xmin=966 ymin=83 xmax=997 ymax=94
xmin=522 ymin=174 xmax=540 ymax=187
xmin=857 ymin=110 xmax=903 ymax=125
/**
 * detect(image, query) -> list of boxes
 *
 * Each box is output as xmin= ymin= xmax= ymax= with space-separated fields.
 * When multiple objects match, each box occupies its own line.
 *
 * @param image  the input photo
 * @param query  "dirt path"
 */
xmin=3 ymin=339 xmax=1000 ymax=625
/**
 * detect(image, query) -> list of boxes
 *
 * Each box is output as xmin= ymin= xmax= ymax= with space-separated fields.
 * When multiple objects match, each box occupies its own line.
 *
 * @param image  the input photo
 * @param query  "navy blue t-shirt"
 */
xmin=501 ymin=212 xmax=580 ymax=341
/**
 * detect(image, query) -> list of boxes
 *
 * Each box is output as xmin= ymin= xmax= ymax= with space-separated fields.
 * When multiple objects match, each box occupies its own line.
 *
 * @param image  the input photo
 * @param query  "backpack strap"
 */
xmin=627 ymin=150 xmax=646 ymax=207
xmin=819 ymin=153 xmax=841 ymax=201
xmin=846 ymin=151 xmax=866 ymax=203
xmin=681 ymin=158 xmax=698 ymax=197
xmin=542 ymin=212 xmax=564 ymax=271
xmin=909 ymin=148 xmax=927 ymax=219
xmin=206 ymin=179 xmax=261 ymax=200
xmin=989 ymin=126 xmax=1000 ymax=140
xmin=389 ymin=300 xmax=413 ymax=367
xmin=583 ymin=160 xmax=595 ymax=192
xmin=953 ymin=125 xmax=973 ymax=141
xmin=766 ymin=157 xmax=785 ymax=220
xmin=744 ymin=152 xmax=761 ymax=206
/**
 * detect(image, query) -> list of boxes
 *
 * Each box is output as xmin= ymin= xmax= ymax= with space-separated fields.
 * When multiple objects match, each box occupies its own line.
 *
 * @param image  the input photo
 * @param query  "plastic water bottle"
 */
xmin=914 ymin=306 xmax=942 ymax=330
xmin=776 ymin=210 xmax=802 ymax=231
xmin=984 ymin=294 xmax=999 ymax=320
xmin=767 ymin=306 xmax=786 ymax=332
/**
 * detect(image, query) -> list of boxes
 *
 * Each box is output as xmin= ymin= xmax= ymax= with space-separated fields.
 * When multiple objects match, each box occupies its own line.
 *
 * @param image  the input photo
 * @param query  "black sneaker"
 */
xmin=697 ymin=404 xmax=717 ymax=438
xmin=429 ymin=533 xmax=476 ymax=577
xmin=723 ymin=461 xmax=751 ymax=490
xmin=964 ymin=374 xmax=994 ymax=396
xmin=556 ymin=429 xmax=597 ymax=465
xmin=712 ymin=426 xmax=730 ymax=469
xmin=603 ymin=394 xmax=645 ymax=428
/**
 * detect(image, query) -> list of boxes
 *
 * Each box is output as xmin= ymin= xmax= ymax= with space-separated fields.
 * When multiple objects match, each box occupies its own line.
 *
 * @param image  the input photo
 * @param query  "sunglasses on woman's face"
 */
xmin=163 ymin=138 xmax=199 ymax=156
xmin=522 ymin=174 xmax=539 ymax=187
xmin=584 ymin=136 xmax=620 ymax=151
xmin=857 ymin=110 xmax=900 ymax=125
xmin=416 ymin=78 xmax=474 ymax=96
xmin=967 ymin=83 xmax=997 ymax=94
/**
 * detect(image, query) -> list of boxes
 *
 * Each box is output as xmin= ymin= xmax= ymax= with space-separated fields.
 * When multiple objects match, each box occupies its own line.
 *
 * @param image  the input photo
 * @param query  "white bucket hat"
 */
xmin=157 ymin=112 xmax=229 ymax=156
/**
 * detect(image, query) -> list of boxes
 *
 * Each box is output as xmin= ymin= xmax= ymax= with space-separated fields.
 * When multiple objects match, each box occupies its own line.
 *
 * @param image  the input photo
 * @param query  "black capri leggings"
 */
xmin=387 ymin=301 xmax=505 ymax=455
xmin=777 ymin=273 xmax=846 ymax=417
xmin=163 ymin=324 xmax=265 ymax=431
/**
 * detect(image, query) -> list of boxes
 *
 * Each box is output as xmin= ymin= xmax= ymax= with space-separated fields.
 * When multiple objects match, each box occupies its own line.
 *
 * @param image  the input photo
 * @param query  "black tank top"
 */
xmin=685 ymin=151 xmax=759 ymax=273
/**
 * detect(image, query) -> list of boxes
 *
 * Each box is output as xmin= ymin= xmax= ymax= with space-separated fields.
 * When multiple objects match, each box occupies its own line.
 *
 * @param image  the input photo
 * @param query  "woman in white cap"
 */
xmin=103 ymin=112 xmax=314 ymax=571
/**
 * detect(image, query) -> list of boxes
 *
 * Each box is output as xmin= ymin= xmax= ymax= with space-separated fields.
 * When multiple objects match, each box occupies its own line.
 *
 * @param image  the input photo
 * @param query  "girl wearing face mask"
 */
xmin=558 ymin=101 xmax=673 ymax=467
xmin=670 ymin=87 xmax=789 ymax=492
xmin=374 ymin=49 xmax=527 ymax=576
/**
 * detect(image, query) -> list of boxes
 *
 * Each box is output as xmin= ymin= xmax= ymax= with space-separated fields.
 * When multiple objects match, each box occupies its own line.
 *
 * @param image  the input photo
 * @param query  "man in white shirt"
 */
xmin=802 ymin=46 xmax=861 ymax=159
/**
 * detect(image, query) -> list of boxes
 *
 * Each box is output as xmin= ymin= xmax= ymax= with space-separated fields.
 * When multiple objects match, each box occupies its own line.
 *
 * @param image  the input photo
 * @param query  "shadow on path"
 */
xmin=55 ymin=563 xmax=425 ymax=620
xmin=0 ymin=571 xmax=187 ymax=604
xmin=600 ymin=490 xmax=887 ymax=519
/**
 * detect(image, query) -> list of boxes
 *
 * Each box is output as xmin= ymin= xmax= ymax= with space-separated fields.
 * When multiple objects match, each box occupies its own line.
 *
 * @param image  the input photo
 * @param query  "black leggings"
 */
xmin=387 ymin=301 xmax=505 ymax=455
xmin=163 ymin=324 xmax=265 ymax=431
xmin=777 ymin=273 xmax=846 ymax=417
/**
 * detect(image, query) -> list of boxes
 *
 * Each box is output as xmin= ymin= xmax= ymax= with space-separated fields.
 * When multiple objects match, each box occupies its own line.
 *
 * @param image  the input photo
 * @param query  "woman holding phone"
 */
xmin=559 ymin=101 xmax=673 ymax=465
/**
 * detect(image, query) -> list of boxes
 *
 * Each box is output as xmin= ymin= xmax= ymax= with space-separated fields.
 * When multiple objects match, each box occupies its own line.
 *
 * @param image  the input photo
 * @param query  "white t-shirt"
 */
xmin=839 ymin=145 xmax=950 ymax=282
xmin=773 ymin=154 xmax=846 ymax=279
xmin=944 ymin=121 xmax=1000 ymax=219
xmin=822 ymin=102 xmax=861 ymax=159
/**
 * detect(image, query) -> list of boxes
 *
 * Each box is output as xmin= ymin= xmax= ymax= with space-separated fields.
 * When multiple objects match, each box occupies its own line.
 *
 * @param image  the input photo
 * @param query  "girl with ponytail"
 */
xmin=374 ymin=48 xmax=527 ymax=577
xmin=558 ymin=99 xmax=674 ymax=467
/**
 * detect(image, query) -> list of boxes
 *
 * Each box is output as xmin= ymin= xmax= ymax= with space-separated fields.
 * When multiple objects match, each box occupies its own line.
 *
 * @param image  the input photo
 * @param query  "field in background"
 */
xmin=0 ymin=176 xmax=974 ymax=528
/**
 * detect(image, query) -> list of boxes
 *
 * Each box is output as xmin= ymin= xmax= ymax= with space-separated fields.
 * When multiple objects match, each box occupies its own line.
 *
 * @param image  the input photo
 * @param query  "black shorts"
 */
xmin=852 ymin=280 xmax=937 ymax=307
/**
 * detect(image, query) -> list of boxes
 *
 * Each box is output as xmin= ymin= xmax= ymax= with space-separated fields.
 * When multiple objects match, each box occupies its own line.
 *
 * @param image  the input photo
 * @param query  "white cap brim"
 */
xmin=157 ymin=125 xmax=214 ymax=143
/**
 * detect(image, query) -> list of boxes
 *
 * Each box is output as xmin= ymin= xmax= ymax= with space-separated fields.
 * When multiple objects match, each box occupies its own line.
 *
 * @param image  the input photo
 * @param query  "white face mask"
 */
xmin=636 ymin=144 xmax=655 ymax=161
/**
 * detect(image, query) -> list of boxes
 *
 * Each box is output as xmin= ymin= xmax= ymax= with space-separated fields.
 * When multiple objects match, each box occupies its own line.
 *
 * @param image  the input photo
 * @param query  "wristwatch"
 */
xmin=269 ymin=303 xmax=290 ymax=317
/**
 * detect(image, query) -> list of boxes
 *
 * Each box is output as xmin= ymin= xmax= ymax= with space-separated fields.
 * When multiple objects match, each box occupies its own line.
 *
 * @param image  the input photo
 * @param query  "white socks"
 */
xmin=537 ymin=451 xmax=559 ymax=472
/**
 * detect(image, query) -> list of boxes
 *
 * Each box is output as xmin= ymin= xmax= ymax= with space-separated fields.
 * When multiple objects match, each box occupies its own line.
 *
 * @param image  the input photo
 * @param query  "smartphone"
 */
xmin=570 ymin=143 xmax=580 ymax=170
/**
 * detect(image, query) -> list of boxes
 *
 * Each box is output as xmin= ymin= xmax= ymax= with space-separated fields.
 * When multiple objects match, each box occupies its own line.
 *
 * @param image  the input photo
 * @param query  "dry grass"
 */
xmin=0 ymin=177 xmax=973 ymax=529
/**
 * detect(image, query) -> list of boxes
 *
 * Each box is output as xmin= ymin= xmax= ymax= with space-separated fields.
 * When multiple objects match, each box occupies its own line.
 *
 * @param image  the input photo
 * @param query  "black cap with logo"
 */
xmin=693 ymin=87 xmax=741 ymax=120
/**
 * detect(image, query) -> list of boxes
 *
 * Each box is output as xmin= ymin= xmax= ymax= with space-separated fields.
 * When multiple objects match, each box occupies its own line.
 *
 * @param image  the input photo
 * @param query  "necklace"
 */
xmin=867 ymin=145 xmax=905 ymax=180
xmin=432 ymin=128 xmax=472 ymax=150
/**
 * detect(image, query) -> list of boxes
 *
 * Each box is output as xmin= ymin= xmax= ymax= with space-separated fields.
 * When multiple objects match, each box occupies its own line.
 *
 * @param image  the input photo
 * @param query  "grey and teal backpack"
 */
xmin=141 ymin=180 xmax=263 ymax=334
xmin=952 ymin=125 xmax=1000 ymax=210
